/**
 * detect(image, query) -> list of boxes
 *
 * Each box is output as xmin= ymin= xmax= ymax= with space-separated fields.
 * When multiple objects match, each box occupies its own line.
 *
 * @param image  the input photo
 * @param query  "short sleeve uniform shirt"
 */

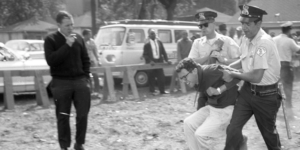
xmin=188 ymin=32 xmax=240 ymax=65
xmin=240 ymin=29 xmax=281 ymax=85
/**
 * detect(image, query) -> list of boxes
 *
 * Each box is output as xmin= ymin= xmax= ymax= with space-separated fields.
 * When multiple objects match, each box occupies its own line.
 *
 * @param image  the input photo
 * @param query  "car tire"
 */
xmin=134 ymin=71 xmax=148 ymax=87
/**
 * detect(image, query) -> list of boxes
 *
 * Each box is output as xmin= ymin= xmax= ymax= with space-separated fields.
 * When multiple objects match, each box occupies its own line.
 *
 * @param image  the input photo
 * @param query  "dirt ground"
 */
xmin=0 ymin=82 xmax=300 ymax=150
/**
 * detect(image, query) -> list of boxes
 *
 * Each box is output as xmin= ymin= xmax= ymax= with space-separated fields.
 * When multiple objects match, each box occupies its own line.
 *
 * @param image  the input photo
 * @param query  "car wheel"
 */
xmin=134 ymin=71 xmax=148 ymax=87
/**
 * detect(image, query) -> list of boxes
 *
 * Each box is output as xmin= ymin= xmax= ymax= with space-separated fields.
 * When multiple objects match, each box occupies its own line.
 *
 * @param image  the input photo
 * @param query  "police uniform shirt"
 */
xmin=273 ymin=34 xmax=300 ymax=62
xmin=188 ymin=31 xmax=240 ymax=65
xmin=240 ymin=29 xmax=281 ymax=85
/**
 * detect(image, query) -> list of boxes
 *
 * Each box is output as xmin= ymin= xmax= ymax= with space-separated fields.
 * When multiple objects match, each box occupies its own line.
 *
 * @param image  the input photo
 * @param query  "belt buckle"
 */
xmin=250 ymin=84 xmax=257 ymax=96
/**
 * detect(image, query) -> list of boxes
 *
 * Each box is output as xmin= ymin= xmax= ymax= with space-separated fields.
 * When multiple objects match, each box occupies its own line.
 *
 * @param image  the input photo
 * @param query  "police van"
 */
xmin=94 ymin=19 xmax=200 ymax=86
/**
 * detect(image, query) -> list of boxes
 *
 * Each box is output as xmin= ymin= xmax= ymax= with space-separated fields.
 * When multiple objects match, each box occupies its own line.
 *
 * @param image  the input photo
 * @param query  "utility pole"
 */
xmin=91 ymin=0 xmax=98 ymax=36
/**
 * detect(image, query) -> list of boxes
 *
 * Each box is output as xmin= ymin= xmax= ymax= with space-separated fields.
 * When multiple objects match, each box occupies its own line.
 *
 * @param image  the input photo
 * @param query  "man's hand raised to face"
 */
xmin=66 ymin=34 xmax=76 ymax=47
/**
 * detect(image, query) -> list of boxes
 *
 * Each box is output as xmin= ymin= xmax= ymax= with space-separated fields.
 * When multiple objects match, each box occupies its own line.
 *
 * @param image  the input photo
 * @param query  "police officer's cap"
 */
xmin=238 ymin=5 xmax=267 ymax=22
xmin=195 ymin=11 xmax=217 ymax=23
xmin=280 ymin=21 xmax=293 ymax=27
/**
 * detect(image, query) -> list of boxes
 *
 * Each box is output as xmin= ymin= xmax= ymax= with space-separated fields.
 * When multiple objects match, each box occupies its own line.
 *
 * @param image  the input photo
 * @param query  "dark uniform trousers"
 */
xmin=51 ymin=78 xmax=91 ymax=148
xmin=280 ymin=61 xmax=294 ymax=108
xmin=224 ymin=82 xmax=282 ymax=150
xmin=148 ymin=69 xmax=165 ymax=93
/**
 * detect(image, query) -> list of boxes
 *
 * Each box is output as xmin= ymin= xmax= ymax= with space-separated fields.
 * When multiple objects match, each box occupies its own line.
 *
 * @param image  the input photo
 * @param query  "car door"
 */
xmin=23 ymin=59 xmax=50 ymax=92
xmin=122 ymin=28 xmax=146 ymax=65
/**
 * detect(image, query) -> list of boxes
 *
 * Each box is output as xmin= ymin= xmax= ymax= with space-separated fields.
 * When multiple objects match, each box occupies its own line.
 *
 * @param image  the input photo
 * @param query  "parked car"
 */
xmin=5 ymin=39 xmax=45 ymax=59
xmin=0 ymin=42 xmax=23 ymax=61
xmin=0 ymin=51 xmax=51 ymax=93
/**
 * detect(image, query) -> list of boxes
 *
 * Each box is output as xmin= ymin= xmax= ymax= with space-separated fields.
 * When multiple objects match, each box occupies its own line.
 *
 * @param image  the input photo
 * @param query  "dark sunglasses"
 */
xmin=198 ymin=23 xmax=209 ymax=29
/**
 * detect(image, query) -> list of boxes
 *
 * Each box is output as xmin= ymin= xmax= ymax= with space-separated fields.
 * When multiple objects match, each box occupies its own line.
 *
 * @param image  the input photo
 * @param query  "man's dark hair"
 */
xmin=281 ymin=26 xmax=292 ymax=33
xmin=176 ymin=58 xmax=198 ymax=73
xmin=56 ymin=11 xmax=72 ymax=23
xmin=82 ymin=29 xmax=92 ymax=36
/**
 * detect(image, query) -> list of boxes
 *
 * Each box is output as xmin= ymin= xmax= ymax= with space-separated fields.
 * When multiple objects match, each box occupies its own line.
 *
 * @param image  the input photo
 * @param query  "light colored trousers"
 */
xmin=184 ymin=105 xmax=234 ymax=150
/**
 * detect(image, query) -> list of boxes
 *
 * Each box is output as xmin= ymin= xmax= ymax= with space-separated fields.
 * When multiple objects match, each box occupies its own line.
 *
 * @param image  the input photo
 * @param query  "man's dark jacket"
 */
xmin=142 ymin=39 xmax=169 ymax=63
xmin=44 ymin=31 xmax=90 ymax=80
xmin=196 ymin=64 xmax=240 ymax=108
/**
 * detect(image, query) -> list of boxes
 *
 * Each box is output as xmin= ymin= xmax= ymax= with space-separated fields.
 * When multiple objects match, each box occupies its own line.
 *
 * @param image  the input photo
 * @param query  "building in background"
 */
xmin=0 ymin=17 xmax=56 ymax=43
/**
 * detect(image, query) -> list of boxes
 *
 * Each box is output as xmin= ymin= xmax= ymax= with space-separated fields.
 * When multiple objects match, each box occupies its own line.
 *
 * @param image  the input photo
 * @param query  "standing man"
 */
xmin=219 ymin=24 xmax=228 ymax=36
xmin=222 ymin=5 xmax=282 ymax=150
xmin=188 ymin=11 xmax=240 ymax=110
xmin=273 ymin=21 xmax=300 ymax=118
xmin=82 ymin=29 xmax=102 ymax=97
xmin=44 ymin=11 xmax=91 ymax=150
xmin=143 ymin=28 xmax=171 ymax=95
xmin=234 ymin=26 xmax=243 ymax=46
xmin=177 ymin=30 xmax=193 ymax=62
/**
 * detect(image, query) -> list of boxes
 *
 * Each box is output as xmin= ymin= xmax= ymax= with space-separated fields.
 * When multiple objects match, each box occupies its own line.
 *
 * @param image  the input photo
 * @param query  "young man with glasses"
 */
xmin=188 ymin=11 xmax=241 ymax=110
xmin=176 ymin=58 xmax=243 ymax=150
xmin=221 ymin=5 xmax=282 ymax=150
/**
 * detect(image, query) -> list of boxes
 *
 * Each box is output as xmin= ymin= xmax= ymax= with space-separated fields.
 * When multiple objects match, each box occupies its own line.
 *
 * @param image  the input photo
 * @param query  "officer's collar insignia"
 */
xmin=242 ymin=5 xmax=249 ymax=15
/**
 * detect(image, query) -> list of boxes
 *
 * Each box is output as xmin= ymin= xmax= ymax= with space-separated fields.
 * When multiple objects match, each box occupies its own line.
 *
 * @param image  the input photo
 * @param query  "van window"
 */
xmin=174 ymin=30 xmax=186 ymax=42
xmin=126 ymin=29 xmax=145 ymax=43
xmin=189 ymin=30 xmax=201 ymax=38
xmin=157 ymin=29 xmax=172 ymax=43
xmin=96 ymin=27 xmax=126 ymax=46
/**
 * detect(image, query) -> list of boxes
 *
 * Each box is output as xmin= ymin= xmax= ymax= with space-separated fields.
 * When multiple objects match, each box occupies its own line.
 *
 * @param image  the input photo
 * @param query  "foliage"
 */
xmin=0 ymin=0 xmax=64 ymax=27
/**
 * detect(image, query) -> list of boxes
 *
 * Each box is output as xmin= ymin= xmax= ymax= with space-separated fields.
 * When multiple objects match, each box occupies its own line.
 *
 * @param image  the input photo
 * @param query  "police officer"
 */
xmin=189 ymin=11 xmax=240 ymax=66
xmin=273 ymin=21 xmax=300 ymax=115
xmin=188 ymin=11 xmax=240 ymax=110
xmin=221 ymin=5 xmax=282 ymax=150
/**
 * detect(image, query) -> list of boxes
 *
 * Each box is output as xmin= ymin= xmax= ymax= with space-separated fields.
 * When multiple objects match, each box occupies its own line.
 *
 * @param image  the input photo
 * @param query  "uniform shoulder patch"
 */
xmin=256 ymin=46 xmax=266 ymax=57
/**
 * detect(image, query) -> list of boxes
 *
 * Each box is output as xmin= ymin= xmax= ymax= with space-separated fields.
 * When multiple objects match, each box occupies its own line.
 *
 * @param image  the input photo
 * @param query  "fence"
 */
xmin=0 ymin=63 xmax=187 ymax=110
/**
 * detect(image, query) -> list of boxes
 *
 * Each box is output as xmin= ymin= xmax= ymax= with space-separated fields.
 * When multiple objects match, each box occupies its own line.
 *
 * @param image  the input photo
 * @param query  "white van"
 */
xmin=94 ymin=20 xmax=200 ymax=86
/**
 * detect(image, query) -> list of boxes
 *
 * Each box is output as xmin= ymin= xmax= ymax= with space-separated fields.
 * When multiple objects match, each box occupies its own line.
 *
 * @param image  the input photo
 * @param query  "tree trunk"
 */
xmin=158 ymin=0 xmax=177 ymax=20
xmin=166 ymin=7 xmax=174 ymax=20
xmin=150 ymin=3 xmax=157 ymax=19
xmin=138 ymin=0 xmax=147 ymax=19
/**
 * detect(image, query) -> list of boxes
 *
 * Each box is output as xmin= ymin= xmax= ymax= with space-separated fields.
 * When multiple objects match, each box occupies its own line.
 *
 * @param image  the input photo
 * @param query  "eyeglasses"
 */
xmin=198 ymin=23 xmax=209 ymax=29
xmin=179 ymin=72 xmax=190 ymax=82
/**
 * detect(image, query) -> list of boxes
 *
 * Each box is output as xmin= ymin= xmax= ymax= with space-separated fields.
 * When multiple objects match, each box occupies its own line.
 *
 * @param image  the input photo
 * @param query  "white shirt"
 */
xmin=150 ymin=39 xmax=160 ymax=59
xmin=234 ymin=35 xmax=243 ymax=46
xmin=188 ymin=31 xmax=240 ymax=65
xmin=273 ymin=34 xmax=300 ymax=62
xmin=240 ymin=29 xmax=281 ymax=85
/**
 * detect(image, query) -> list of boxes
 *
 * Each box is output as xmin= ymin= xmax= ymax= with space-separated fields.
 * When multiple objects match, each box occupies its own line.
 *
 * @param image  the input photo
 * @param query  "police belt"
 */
xmin=245 ymin=82 xmax=278 ymax=97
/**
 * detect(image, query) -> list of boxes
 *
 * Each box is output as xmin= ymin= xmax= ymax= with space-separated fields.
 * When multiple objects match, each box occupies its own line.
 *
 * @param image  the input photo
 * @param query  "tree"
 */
xmin=0 ymin=0 xmax=64 ymax=27
xmin=158 ymin=0 xmax=178 ymax=20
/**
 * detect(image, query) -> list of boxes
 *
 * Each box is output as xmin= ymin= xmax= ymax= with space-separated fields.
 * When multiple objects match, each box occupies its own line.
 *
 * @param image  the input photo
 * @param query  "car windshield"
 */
xmin=0 ymin=44 xmax=23 ymax=61
xmin=6 ymin=41 xmax=44 ymax=51
xmin=95 ymin=27 xmax=126 ymax=47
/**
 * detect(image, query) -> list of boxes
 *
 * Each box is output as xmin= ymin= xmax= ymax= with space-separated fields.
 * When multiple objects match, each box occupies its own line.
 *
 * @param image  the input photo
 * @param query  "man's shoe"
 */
xmin=74 ymin=143 xmax=85 ymax=150
xmin=240 ymin=135 xmax=248 ymax=150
